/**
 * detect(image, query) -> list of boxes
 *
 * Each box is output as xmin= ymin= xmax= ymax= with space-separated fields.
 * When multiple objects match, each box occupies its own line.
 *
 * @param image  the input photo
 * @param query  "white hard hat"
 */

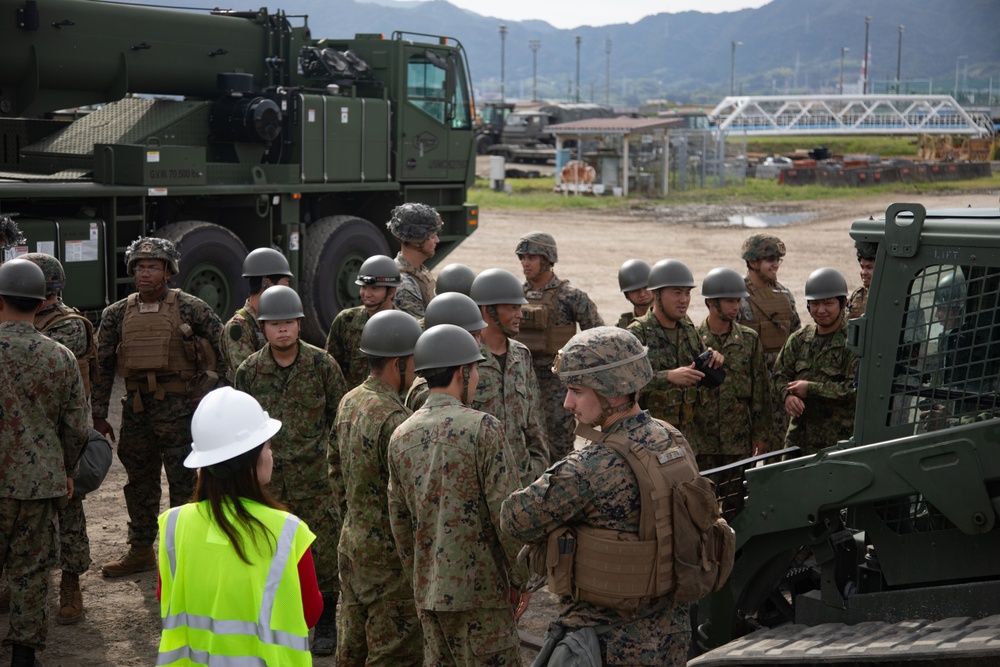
xmin=185 ymin=387 xmax=282 ymax=469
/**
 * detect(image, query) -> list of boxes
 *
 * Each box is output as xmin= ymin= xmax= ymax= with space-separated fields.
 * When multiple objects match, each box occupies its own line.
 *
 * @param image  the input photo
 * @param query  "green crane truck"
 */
xmin=691 ymin=202 xmax=1000 ymax=665
xmin=0 ymin=0 xmax=478 ymax=342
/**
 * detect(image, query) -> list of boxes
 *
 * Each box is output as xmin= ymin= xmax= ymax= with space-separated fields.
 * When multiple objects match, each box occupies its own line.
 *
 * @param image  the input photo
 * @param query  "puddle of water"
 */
xmin=721 ymin=212 xmax=816 ymax=228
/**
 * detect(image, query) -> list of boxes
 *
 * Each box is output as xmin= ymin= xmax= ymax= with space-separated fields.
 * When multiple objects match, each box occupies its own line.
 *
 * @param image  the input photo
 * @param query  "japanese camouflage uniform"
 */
xmin=220 ymin=299 xmax=266 ymax=382
xmin=616 ymin=306 xmax=644 ymax=330
xmin=235 ymin=340 xmax=347 ymax=597
xmin=847 ymin=285 xmax=868 ymax=319
xmin=0 ymin=320 xmax=89 ymax=649
xmin=387 ymin=393 xmax=528 ymax=666
xmin=772 ymin=319 xmax=859 ymax=455
xmin=393 ymin=253 xmax=435 ymax=318
xmin=333 ymin=376 xmax=421 ymax=666
xmin=500 ymin=411 xmax=690 ymax=666
xmin=688 ymin=319 xmax=777 ymax=470
xmin=325 ymin=305 xmax=371 ymax=389
xmin=93 ymin=288 xmax=225 ymax=547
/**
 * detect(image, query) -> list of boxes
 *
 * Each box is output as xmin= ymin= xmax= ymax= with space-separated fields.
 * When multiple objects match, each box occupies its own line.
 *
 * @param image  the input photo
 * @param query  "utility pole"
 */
xmin=499 ymin=24 xmax=508 ymax=102
xmin=529 ymin=39 xmax=541 ymax=102
xmin=574 ymin=35 xmax=582 ymax=103
xmin=862 ymin=15 xmax=871 ymax=94
xmin=955 ymin=55 xmax=968 ymax=99
xmin=605 ymin=38 xmax=612 ymax=105
xmin=896 ymin=25 xmax=904 ymax=94
xmin=840 ymin=47 xmax=849 ymax=95
xmin=730 ymin=40 xmax=743 ymax=97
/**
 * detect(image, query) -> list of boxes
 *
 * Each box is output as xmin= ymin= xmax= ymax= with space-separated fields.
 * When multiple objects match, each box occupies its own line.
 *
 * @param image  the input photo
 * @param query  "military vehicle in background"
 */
xmin=488 ymin=102 xmax=616 ymax=163
xmin=0 ymin=0 xmax=478 ymax=343
xmin=691 ymin=201 xmax=1000 ymax=665
xmin=474 ymin=100 xmax=516 ymax=155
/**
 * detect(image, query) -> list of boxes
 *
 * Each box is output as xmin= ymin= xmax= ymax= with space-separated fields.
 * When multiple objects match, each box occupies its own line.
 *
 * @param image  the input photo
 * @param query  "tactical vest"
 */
xmin=545 ymin=422 xmax=735 ymax=610
xmin=399 ymin=260 xmax=436 ymax=306
xmin=518 ymin=280 xmax=577 ymax=355
xmin=744 ymin=283 xmax=795 ymax=354
xmin=35 ymin=304 xmax=99 ymax=401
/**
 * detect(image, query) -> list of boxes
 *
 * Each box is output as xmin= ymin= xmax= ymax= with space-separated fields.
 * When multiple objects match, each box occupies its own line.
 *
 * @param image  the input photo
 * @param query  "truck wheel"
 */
xmin=159 ymin=220 xmax=248 ymax=320
xmin=476 ymin=135 xmax=493 ymax=155
xmin=301 ymin=215 xmax=390 ymax=345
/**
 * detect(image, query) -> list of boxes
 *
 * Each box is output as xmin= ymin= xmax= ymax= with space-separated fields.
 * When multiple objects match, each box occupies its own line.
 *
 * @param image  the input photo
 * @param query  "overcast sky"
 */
xmin=443 ymin=0 xmax=773 ymax=30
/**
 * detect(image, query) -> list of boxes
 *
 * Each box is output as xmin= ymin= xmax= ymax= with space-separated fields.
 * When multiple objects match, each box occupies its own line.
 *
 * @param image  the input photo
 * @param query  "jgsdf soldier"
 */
xmin=234 ymin=285 xmax=347 ymax=655
xmin=94 ymin=237 xmax=225 ymax=578
xmin=772 ymin=268 xmax=859 ymax=454
xmin=0 ymin=259 xmax=89 ymax=667
xmin=387 ymin=203 xmax=442 ymax=318
xmin=689 ymin=267 xmax=777 ymax=469
xmin=517 ymin=231 xmax=604 ymax=460
xmin=388 ymin=324 xmax=529 ymax=666
xmin=326 ymin=255 xmax=402 ymax=388
xmin=848 ymin=241 xmax=878 ymax=318
xmin=220 ymin=247 xmax=292 ymax=381
xmin=435 ymin=263 xmax=477 ymax=296
xmin=616 ymin=259 xmax=654 ymax=329
xmin=737 ymin=233 xmax=801 ymax=368
xmin=500 ymin=327 xmax=696 ymax=665
xmin=334 ymin=310 xmax=423 ymax=666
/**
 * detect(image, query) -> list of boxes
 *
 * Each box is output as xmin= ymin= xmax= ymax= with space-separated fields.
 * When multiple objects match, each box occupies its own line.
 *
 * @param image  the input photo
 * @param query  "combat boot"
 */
xmin=56 ymin=572 xmax=83 ymax=625
xmin=10 ymin=642 xmax=42 ymax=667
xmin=310 ymin=593 xmax=338 ymax=656
xmin=101 ymin=545 xmax=156 ymax=578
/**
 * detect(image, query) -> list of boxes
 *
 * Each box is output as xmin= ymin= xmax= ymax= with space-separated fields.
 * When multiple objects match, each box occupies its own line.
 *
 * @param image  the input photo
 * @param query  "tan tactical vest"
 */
xmin=399 ymin=261 xmax=436 ymax=306
xmin=745 ymin=284 xmax=795 ymax=354
xmin=35 ymin=304 xmax=99 ymax=401
xmin=545 ymin=422 xmax=735 ymax=610
xmin=518 ymin=280 xmax=577 ymax=355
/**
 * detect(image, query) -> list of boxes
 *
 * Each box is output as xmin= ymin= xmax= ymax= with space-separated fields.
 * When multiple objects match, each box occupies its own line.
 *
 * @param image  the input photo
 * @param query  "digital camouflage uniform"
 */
xmin=220 ymin=299 xmax=265 ymax=382
xmin=689 ymin=319 xmax=777 ymax=470
xmin=500 ymin=411 xmax=690 ymax=666
xmin=93 ymin=288 xmax=225 ymax=548
xmin=0 ymin=320 xmax=89 ymax=649
xmin=616 ymin=306 xmax=645 ymax=330
xmin=772 ymin=319 xmax=859 ymax=455
xmin=522 ymin=274 xmax=604 ymax=461
xmin=847 ymin=285 xmax=868 ymax=319
xmin=387 ymin=393 xmax=528 ymax=666
xmin=235 ymin=340 xmax=347 ymax=596
xmin=324 ymin=305 xmax=370 ymax=389
xmin=334 ymin=376 xmax=420 ymax=666
xmin=393 ymin=253 xmax=435 ymax=318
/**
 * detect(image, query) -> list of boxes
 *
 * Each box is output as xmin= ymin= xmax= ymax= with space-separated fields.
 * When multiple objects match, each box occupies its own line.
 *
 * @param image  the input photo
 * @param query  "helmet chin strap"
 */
xmin=589 ymin=393 xmax=634 ymax=427
xmin=487 ymin=305 xmax=518 ymax=338
xmin=461 ymin=365 xmax=473 ymax=406
xmin=405 ymin=239 xmax=434 ymax=259
xmin=712 ymin=299 xmax=735 ymax=323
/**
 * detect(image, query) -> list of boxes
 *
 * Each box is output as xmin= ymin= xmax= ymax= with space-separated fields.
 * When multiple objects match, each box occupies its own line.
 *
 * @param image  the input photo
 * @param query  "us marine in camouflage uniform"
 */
xmin=234 ymin=285 xmax=347 ymax=656
xmin=627 ymin=259 xmax=723 ymax=440
xmin=616 ymin=259 xmax=654 ymax=329
xmin=689 ymin=267 xmax=777 ymax=469
xmin=388 ymin=324 xmax=529 ymax=666
xmin=388 ymin=203 xmax=442 ymax=318
xmin=737 ymin=234 xmax=801 ymax=369
xmin=326 ymin=255 xmax=401 ymax=389
xmin=334 ymin=310 xmax=423 ymax=666
xmin=94 ymin=237 xmax=225 ymax=578
xmin=773 ymin=268 xmax=859 ymax=454
xmin=220 ymin=247 xmax=292 ymax=381
xmin=500 ymin=327 xmax=692 ymax=666
xmin=847 ymin=241 xmax=877 ymax=319
xmin=0 ymin=259 xmax=89 ymax=667
xmin=517 ymin=232 xmax=604 ymax=461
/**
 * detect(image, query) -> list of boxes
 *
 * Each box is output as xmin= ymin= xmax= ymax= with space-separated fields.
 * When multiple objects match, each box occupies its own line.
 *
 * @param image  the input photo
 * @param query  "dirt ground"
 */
xmin=8 ymin=190 xmax=997 ymax=666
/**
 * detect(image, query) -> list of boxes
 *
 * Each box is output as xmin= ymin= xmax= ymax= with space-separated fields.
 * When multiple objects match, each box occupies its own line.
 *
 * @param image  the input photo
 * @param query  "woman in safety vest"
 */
xmin=156 ymin=387 xmax=323 ymax=666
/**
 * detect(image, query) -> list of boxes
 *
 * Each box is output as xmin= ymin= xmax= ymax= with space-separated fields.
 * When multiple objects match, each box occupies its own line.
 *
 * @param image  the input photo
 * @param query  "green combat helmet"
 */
xmin=702 ymin=267 xmax=750 ymax=299
xmin=436 ymin=264 xmax=477 ymax=296
xmin=356 ymin=255 xmax=402 ymax=287
xmin=242 ymin=248 xmax=292 ymax=278
xmin=257 ymin=285 xmax=304 ymax=320
xmin=855 ymin=241 xmax=879 ymax=261
xmin=804 ymin=267 xmax=849 ymax=301
xmin=414 ymin=323 xmax=485 ymax=373
xmin=0 ymin=258 xmax=47 ymax=300
xmin=359 ymin=310 xmax=423 ymax=357
xmin=424 ymin=292 xmax=488 ymax=332
xmin=647 ymin=259 xmax=695 ymax=291
xmin=386 ymin=203 xmax=442 ymax=242
xmin=125 ymin=237 xmax=181 ymax=275
xmin=618 ymin=259 xmax=651 ymax=293
xmin=934 ymin=271 xmax=967 ymax=308
xmin=515 ymin=231 xmax=558 ymax=264
xmin=740 ymin=234 xmax=786 ymax=262
xmin=19 ymin=252 xmax=66 ymax=297
xmin=470 ymin=268 xmax=528 ymax=306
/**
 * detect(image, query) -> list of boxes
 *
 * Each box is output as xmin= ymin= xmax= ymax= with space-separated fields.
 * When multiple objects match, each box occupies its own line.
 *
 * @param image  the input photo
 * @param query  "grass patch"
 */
xmin=733 ymin=135 xmax=922 ymax=158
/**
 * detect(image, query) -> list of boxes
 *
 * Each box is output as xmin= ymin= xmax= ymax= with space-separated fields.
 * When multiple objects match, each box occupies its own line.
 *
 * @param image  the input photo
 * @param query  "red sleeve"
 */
xmin=298 ymin=547 xmax=323 ymax=628
xmin=157 ymin=573 xmax=161 ymax=601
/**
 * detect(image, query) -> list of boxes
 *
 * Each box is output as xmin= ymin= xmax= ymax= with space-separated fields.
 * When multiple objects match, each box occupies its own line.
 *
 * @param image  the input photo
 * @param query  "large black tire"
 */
xmin=476 ymin=134 xmax=494 ymax=155
xmin=300 ymin=215 xmax=390 ymax=345
xmin=159 ymin=221 xmax=248 ymax=320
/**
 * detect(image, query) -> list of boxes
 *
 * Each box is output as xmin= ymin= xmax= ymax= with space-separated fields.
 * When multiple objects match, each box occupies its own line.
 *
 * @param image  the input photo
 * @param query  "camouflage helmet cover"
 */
xmin=855 ymin=241 xmax=878 ymax=261
xmin=553 ymin=326 xmax=653 ymax=398
xmin=424 ymin=292 xmax=488 ymax=332
xmin=386 ymin=203 xmax=442 ymax=243
xmin=359 ymin=309 xmax=423 ymax=357
xmin=804 ymin=267 xmax=848 ymax=300
xmin=436 ymin=263 xmax=477 ymax=296
xmin=740 ymin=234 xmax=787 ymax=262
xmin=356 ymin=255 xmax=402 ymax=287
xmin=257 ymin=285 xmax=305 ymax=320
xmin=18 ymin=252 xmax=66 ymax=296
xmin=0 ymin=258 xmax=47 ymax=300
xmin=515 ymin=231 xmax=558 ymax=264
xmin=618 ymin=259 xmax=651 ymax=293
xmin=702 ymin=267 xmax=749 ymax=299
xmin=125 ymin=236 xmax=181 ymax=275
xmin=242 ymin=247 xmax=292 ymax=278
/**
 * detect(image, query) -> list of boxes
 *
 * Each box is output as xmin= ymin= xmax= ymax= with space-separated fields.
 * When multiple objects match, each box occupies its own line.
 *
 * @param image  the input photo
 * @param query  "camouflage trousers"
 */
xmin=534 ymin=361 xmax=576 ymax=462
xmin=336 ymin=555 xmax=421 ymax=667
xmin=59 ymin=494 xmax=90 ymax=574
xmin=284 ymin=495 xmax=340 ymax=596
xmin=118 ymin=392 xmax=196 ymax=546
xmin=0 ymin=498 xmax=59 ymax=649
xmin=416 ymin=606 xmax=520 ymax=667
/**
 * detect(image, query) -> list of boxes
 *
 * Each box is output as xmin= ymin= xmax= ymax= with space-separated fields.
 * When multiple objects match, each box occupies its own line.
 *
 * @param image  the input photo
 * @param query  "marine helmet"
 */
xmin=18 ymin=252 xmax=66 ymax=297
xmin=242 ymin=247 xmax=292 ymax=278
xmin=740 ymin=234 xmax=786 ymax=262
xmin=359 ymin=310 xmax=423 ymax=357
xmin=257 ymin=285 xmax=305 ymax=320
xmin=386 ymin=203 xmax=442 ymax=243
xmin=355 ymin=255 xmax=402 ymax=287
xmin=701 ymin=267 xmax=749 ymax=299
xmin=553 ymin=326 xmax=653 ymax=398
xmin=804 ymin=267 xmax=849 ymax=301
xmin=186 ymin=387 xmax=282 ymax=469
xmin=436 ymin=263 xmax=477 ymax=296
xmin=647 ymin=259 xmax=695 ymax=291
xmin=413 ymin=323 xmax=485 ymax=373
xmin=125 ymin=236 xmax=181 ymax=276
xmin=618 ymin=259 xmax=651 ymax=293
xmin=424 ymin=292 xmax=488 ymax=332
xmin=470 ymin=268 xmax=528 ymax=306
xmin=855 ymin=241 xmax=879 ymax=261
xmin=515 ymin=231 xmax=558 ymax=264
xmin=0 ymin=258 xmax=47 ymax=300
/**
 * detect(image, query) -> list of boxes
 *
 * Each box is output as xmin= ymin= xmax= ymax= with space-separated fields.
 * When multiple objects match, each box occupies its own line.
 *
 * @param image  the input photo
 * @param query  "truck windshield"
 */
xmin=407 ymin=51 xmax=471 ymax=130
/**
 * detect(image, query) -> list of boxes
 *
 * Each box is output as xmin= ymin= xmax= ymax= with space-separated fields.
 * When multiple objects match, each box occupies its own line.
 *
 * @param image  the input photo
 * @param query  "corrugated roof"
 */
xmin=547 ymin=116 xmax=684 ymax=135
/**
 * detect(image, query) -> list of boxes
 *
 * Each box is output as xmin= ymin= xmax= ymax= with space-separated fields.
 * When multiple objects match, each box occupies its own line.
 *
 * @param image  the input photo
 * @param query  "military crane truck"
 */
xmin=0 ymin=0 xmax=478 ymax=343
xmin=691 ymin=201 xmax=1000 ymax=666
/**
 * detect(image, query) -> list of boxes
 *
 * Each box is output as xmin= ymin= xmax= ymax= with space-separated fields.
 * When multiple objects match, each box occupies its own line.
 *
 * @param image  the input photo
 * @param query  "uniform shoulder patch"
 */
xmin=228 ymin=322 xmax=244 ymax=342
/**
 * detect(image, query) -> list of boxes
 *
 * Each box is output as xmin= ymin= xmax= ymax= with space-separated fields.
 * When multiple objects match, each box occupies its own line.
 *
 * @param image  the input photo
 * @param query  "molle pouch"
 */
xmin=546 ymin=527 xmax=576 ymax=597
xmin=521 ymin=303 xmax=550 ymax=331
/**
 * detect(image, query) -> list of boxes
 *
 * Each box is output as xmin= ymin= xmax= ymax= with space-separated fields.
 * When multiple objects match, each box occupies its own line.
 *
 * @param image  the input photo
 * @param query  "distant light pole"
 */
xmin=896 ymin=25 xmax=904 ymax=94
xmin=954 ymin=54 xmax=968 ymax=99
xmin=529 ymin=39 xmax=541 ymax=102
xmin=730 ymin=40 xmax=743 ymax=97
xmin=839 ymin=47 xmax=849 ymax=95
xmin=499 ymin=24 xmax=508 ymax=102
xmin=574 ymin=35 xmax=582 ymax=103
xmin=862 ymin=15 xmax=870 ymax=94
xmin=605 ymin=38 xmax=612 ymax=105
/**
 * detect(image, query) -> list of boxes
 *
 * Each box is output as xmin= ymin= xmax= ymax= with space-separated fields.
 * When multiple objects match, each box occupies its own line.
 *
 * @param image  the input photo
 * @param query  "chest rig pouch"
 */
xmin=36 ymin=304 xmax=99 ymax=401
xmin=519 ymin=280 xmax=577 ymax=356
xmin=747 ymin=286 xmax=794 ymax=353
